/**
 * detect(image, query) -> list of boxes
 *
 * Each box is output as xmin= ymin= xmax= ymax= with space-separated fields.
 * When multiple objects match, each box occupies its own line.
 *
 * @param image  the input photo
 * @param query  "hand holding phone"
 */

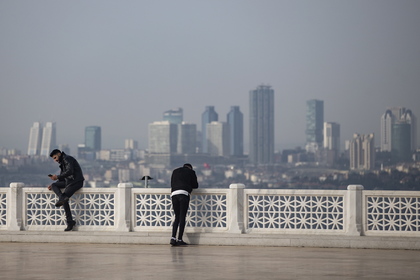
xmin=48 ymin=174 xmax=53 ymax=177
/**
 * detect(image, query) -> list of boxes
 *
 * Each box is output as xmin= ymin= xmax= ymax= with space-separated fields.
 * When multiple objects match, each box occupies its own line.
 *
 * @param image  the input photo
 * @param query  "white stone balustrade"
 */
xmin=1 ymin=182 xmax=420 ymax=237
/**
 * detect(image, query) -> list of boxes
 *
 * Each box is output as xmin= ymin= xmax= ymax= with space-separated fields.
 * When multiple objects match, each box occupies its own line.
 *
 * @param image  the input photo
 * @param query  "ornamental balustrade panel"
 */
xmin=3 ymin=183 xmax=420 ymax=237
xmin=364 ymin=191 xmax=420 ymax=236
xmin=23 ymin=188 xmax=117 ymax=231
xmin=132 ymin=189 xmax=228 ymax=232
xmin=0 ymin=189 xmax=7 ymax=229
xmin=244 ymin=189 xmax=347 ymax=233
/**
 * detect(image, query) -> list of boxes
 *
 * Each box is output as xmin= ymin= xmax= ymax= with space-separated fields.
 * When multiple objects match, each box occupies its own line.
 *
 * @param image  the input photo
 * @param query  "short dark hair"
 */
xmin=49 ymin=149 xmax=61 ymax=157
xmin=183 ymin=163 xmax=193 ymax=169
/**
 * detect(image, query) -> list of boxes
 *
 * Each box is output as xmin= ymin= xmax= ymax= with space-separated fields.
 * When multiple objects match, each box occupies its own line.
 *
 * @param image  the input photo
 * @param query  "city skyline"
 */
xmin=1 ymin=1 xmax=420 ymax=153
xmin=21 ymin=102 xmax=418 ymax=159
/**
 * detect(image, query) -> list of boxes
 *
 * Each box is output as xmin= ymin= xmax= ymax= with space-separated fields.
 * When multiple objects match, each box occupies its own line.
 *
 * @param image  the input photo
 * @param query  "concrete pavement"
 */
xmin=1 ymin=242 xmax=419 ymax=280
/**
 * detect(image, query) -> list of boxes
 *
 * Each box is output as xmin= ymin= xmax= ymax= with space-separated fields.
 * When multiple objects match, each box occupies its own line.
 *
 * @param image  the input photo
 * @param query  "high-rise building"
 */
xmin=201 ymin=106 xmax=218 ymax=153
xmin=148 ymin=121 xmax=177 ymax=154
xmin=349 ymin=133 xmax=375 ymax=170
xmin=227 ymin=106 xmax=243 ymax=157
xmin=40 ymin=122 xmax=56 ymax=157
xmin=177 ymin=122 xmax=196 ymax=154
xmin=207 ymin=121 xmax=230 ymax=157
xmin=401 ymin=109 xmax=417 ymax=151
xmin=380 ymin=110 xmax=394 ymax=152
xmin=306 ymin=99 xmax=324 ymax=152
xmin=391 ymin=122 xmax=411 ymax=162
xmin=125 ymin=139 xmax=138 ymax=150
xmin=27 ymin=122 xmax=42 ymax=155
xmin=163 ymin=108 xmax=183 ymax=124
xmin=323 ymin=122 xmax=340 ymax=165
xmin=380 ymin=107 xmax=417 ymax=152
xmin=323 ymin=122 xmax=340 ymax=151
xmin=85 ymin=126 xmax=101 ymax=151
xmin=249 ymin=85 xmax=274 ymax=165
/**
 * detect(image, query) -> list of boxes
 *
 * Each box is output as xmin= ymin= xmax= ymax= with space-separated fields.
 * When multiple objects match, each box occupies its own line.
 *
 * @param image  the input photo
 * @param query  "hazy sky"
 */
xmin=1 ymin=0 xmax=419 ymax=153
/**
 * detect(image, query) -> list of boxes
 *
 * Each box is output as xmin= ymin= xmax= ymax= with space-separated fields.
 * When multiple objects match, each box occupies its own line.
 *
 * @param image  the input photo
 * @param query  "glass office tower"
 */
xmin=163 ymin=108 xmax=183 ymax=124
xmin=227 ymin=106 xmax=244 ymax=157
xmin=85 ymin=126 xmax=102 ymax=151
xmin=392 ymin=122 xmax=411 ymax=162
xmin=306 ymin=99 xmax=324 ymax=152
xmin=249 ymin=85 xmax=274 ymax=165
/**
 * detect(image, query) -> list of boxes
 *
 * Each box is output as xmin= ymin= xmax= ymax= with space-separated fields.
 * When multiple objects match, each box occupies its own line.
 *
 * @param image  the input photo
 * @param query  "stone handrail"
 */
xmin=1 ymin=183 xmax=419 ymax=237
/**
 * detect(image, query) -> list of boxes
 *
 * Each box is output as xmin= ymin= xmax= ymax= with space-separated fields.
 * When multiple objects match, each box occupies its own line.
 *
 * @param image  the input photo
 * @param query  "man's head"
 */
xmin=50 ymin=149 xmax=62 ymax=162
xmin=183 ymin=163 xmax=193 ymax=170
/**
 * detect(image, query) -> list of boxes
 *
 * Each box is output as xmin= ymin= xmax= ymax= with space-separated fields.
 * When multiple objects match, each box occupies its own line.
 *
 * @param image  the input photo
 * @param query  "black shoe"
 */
xmin=64 ymin=221 xmax=76 ymax=231
xmin=55 ymin=196 xmax=69 ymax=207
xmin=170 ymin=238 xmax=178 ymax=246
xmin=177 ymin=240 xmax=188 ymax=246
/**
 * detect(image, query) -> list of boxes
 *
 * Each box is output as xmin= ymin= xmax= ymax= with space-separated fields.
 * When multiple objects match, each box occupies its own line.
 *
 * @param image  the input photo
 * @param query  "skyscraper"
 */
xmin=323 ymin=122 xmax=340 ymax=165
xmin=380 ymin=107 xmax=417 ymax=152
xmin=201 ymin=106 xmax=218 ymax=153
xmin=391 ymin=122 xmax=411 ymax=162
xmin=249 ymin=85 xmax=274 ymax=165
xmin=85 ymin=126 xmax=101 ymax=151
xmin=163 ymin=108 xmax=183 ymax=124
xmin=177 ymin=122 xmax=196 ymax=154
xmin=207 ymin=121 xmax=230 ymax=157
xmin=380 ymin=110 xmax=394 ymax=152
xmin=401 ymin=109 xmax=417 ymax=151
xmin=27 ymin=122 xmax=42 ymax=156
xmin=227 ymin=106 xmax=243 ymax=157
xmin=349 ymin=133 xmax=375 ymax=171
xmin=148 ymin=121 xmax=178 ymax=154
xmin=306 ymin=99 xmax=324 ymax=152
xmin=323 ymin=122 xmax=340 ymax=151
xmin=40 ymin=122 xmax=56 ymax=157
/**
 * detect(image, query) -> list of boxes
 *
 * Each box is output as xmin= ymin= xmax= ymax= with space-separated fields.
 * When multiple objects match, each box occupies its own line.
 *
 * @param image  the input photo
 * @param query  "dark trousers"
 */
xmin=51 ymin=180 xmax=83 ymax=223
xmin=171 ymin=194 xmax=190 ymax=240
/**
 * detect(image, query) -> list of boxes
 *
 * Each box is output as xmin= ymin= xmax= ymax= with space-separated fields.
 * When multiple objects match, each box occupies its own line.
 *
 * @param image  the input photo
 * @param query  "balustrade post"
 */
xmin=8 ymin=182 xmax=24 ymax=231
xmin=116 ymin=183 xmax=133 ymax=232
xmin=228 ymin=183 xmax=245 ymax=234
xmin=346 ymin=184 xmax=364 ymax=236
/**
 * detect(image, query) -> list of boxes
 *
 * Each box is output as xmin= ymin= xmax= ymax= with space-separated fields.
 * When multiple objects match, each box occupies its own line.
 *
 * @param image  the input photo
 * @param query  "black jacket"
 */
xmin=57 ymin=152 xmax=85 ymax=184
xmin=171 ymin=166 xmax=198 ymax=194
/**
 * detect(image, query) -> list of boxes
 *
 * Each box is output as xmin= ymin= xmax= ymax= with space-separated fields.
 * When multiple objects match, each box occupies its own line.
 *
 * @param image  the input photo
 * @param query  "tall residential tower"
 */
xmin=349 ymin=133 xmax=375 ymax=171
xmin=27 ymin=122 xmax=43 ymax=156
xmin=40 ymin=122 xmax=57 ymax=157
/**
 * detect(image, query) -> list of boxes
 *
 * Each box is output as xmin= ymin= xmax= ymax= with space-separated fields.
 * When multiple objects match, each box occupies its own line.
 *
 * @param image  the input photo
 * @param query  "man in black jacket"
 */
xmin=170 ymin=163 xmax=198 ymax=246
xmin=48 ymin=149 xmax=84 ymax=231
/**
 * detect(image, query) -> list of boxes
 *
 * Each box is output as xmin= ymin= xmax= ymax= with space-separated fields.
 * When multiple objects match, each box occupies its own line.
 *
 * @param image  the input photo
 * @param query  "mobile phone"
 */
xmin=48 ymin=174 xmax=53 ymax=177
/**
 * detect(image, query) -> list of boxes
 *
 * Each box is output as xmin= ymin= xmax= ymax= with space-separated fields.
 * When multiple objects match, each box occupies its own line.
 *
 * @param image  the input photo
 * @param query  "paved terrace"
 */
xmin=2 ymin=183 xmax=420 ymax=279
xmin=1 ymin=242 xmax=420 ymax=280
